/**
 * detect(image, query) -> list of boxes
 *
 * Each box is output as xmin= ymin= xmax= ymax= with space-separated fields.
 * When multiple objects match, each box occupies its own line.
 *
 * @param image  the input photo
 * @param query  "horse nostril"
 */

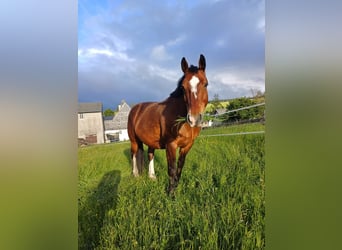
xmin=187 ymin=114 xmax=191 ymax=124
xmin=187 ymin=114 xmax=196 ymax=127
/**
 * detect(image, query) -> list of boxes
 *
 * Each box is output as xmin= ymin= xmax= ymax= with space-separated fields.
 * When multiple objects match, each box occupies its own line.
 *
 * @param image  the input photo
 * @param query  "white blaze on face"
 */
xmin=189 ymin=76 xmax=200 ymax=99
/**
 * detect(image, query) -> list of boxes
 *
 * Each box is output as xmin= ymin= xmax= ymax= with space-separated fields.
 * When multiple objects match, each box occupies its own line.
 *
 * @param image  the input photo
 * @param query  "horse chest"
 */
xmin=175 ymin=125 xmax=200 ymax=147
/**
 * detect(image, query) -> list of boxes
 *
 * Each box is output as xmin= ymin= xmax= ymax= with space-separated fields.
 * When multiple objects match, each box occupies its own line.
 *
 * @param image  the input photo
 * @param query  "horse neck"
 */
xmin=164 ymin=96 xmax=187 ymax=117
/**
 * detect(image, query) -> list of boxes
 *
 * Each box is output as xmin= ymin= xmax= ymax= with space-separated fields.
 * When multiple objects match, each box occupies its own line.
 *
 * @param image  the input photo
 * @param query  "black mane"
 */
xmin=169 ymin=65 xmax=198 ymax=98
xmin=188 ymin=65 xmax=199 ymax=73
xmin=169 ymin=76 xmax=184 ymax=98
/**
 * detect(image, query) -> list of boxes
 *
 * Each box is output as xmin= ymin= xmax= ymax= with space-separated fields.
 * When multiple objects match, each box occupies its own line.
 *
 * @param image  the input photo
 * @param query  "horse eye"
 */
xmin=204 ymin=82 xmax=208 ymax=88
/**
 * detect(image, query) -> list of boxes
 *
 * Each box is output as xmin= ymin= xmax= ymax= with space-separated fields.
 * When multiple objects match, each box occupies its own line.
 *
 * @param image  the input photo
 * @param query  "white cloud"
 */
xmin=148 ymin=64 xmax=178 ymax=82
xmin=257 ymin=18 xmax=265 ymax=32
xmin=88 ymin=48 xmax=113 ymax=57
xmin=209 ymin=69 xmax=265 ymax=93
xmin=166 ymin=35 xmax=186 ymax=46
xmin=98 ymin=32 xmax=132 ymax=52
xmin=150 ymin=35 xmax=186 ymax=61
xmin=151 ymin=45 xmax=171 ymax=61
xmin=79 ymin=48 xmax=135 ymax=62
xmin=78 ymin=0 xmax=265 ymax=106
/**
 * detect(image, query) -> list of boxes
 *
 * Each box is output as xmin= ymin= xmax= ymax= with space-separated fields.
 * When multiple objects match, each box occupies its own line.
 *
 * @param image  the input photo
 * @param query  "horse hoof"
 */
xmin=133 ymin=172 xmax=139 ymax=177
xmin=167 ymin=186 xmax=175 ymax=196
xmin=149 ymin=174 xmax=157 ymax=180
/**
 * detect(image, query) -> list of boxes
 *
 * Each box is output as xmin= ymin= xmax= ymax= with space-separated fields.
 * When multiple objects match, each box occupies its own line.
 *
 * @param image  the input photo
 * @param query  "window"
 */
xmin=80 ymin=113 xmax=84 ymax=119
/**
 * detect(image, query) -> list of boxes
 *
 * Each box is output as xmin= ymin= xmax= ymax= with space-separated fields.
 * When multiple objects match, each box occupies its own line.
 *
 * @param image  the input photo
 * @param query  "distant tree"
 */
xmin=226 ymin=97 xmax=264 ymax=122
xmin=211 ymin=94 xmax=223 ymax=113
xmin=103 ymin=108 xmax=114 ymax=117
xmin=250 ymin=88 xmax=265 ymax=98
xmin=256 ymin=90 xmax=264 ymax=97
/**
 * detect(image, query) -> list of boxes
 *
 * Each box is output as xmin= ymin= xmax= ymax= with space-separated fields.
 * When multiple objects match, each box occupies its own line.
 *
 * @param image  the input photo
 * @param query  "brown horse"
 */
xmin=127 ymin=54 xmax=209 ymax=194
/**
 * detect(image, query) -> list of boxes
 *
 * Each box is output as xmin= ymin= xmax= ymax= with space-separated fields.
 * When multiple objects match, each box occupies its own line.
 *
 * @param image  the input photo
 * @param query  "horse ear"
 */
xmin=181 ymin=57 xmax=188 ymax=73
xmin=198 ymin=54 xmax=206 ymax=71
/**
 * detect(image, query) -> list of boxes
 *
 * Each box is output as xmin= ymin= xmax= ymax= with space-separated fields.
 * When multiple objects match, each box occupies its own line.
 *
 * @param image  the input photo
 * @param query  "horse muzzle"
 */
xmin=187 ymin=113 xmax=203 ymax=127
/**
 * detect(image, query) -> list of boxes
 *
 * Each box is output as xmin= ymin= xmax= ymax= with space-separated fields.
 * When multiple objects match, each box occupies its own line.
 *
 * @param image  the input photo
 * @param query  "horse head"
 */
xmin=180 ymin=54 xmax=209 ymax=127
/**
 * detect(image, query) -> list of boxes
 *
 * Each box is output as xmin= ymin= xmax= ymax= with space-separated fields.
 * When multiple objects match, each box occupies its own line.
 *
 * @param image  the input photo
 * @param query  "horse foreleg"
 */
xmin=166 ymin=143 xmax=177 ymax=194
xmin=148 ymin=147 xmax=156 ymax=179
xmin=175 ymin=145 xmax=192 ymax=186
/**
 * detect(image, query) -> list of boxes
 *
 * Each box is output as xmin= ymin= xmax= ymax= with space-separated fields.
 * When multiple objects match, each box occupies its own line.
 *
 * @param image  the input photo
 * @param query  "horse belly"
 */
xmin=137 ymin=131 xmax=164 ymax=149
xmin=130 ymin=102 xmax=173 ymax=150
xmin=135 ymin=118 xmax=164 ymax=149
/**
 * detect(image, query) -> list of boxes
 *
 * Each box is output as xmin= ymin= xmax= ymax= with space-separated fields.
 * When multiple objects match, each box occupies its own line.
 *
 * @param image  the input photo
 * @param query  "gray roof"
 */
xmin=104 ymin=116 xmax=114 ymax=121
xmin=215 ymin=108 xmax=227 ymax=115
xmin=117 ymin=102 xmax=131 ymax=113
xmin=104 ymin=101 xmax=131 ymax=130
xmin=78 ymin=102 xmax=102 ymax=113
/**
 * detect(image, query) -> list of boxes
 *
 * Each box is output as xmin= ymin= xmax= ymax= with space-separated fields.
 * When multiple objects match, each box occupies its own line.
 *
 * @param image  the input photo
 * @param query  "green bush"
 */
xmin=226 ymin=97 xmax=264 ymax=122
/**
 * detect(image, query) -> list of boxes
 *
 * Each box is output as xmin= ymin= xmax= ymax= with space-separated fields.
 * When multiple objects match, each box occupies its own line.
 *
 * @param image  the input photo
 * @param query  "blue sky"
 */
xmin=78 ymin=0 xmax=264 ymax=109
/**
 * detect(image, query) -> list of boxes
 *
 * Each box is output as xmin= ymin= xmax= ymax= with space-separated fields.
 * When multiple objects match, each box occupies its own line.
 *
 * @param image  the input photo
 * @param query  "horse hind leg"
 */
xmin=137 ymin=142 xmax=144 ymax=175
xmin=148 ymin=147 xmax=156 ymax=179
xmin=131 ymin=141 xmax=139 ymax=177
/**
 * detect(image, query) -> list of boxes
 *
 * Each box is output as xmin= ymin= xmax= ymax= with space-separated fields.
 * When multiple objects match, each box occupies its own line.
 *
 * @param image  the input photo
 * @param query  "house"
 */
xmin=104 ymin=100 xmax=131 ymax=142
xmin=78 ymin=102 xmax=105 ymax=144
xmin=201 ymin=119 xmax=213 ymax=128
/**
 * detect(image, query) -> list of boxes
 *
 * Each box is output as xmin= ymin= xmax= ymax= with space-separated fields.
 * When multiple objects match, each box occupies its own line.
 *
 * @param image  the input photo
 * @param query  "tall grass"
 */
xmin=79 ymin=124 xmax=265 ymax=249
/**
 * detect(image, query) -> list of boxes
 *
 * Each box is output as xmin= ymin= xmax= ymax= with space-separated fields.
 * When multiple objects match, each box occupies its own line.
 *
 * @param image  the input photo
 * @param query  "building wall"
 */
xmin=104 ymin=101 xmax=131 ymax=143
xmin=78 ymin=112 xmax=105 ymax=144
xmin=105 ymin=129 xmax=129 ymax=142
xmin=119 ymin=129 xmax=129 ymax=141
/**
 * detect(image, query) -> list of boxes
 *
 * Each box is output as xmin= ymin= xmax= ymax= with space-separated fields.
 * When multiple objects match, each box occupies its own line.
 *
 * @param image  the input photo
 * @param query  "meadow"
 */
xmin=78 ymin=123 xmax=265 ymax=249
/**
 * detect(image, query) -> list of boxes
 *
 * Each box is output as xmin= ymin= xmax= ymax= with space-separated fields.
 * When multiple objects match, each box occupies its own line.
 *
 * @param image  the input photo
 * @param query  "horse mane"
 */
xmin=169 ymin=65 xmax=198 ymax=98
xmin=169 ymin=76 xmax=185 ymax=98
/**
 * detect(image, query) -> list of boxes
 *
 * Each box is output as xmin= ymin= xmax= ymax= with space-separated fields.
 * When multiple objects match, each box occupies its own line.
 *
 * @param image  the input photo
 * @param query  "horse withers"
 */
xmin=127 ymin=54 xmax=209 ymax=194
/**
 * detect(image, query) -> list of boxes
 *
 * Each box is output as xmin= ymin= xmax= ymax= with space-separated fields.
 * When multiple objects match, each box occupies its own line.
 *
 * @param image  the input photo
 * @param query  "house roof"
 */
xmin=78 ymin=102 xmax=102 ymax=113
xmin=118 ymin=101 xmax=131 ymax=113
xmin=215 ymin=108 xmax=227 ymax=115
xmin=104 ymin=101 xmax=131 ymax=130
xmin=104 ymin=116 xmax=114 ymax=121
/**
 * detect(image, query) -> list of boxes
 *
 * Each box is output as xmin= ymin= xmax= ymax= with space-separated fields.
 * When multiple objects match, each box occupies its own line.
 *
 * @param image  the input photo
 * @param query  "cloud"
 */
xmin=151 ymin=45 xmax=171 ymax=61
xmin=257 ymin=18 xmax=265 ymax=32
xmin=87 ymin=48 xmax=113 ymax=57
xmin=207 ymin=65 xmax=265 ymax=100
xmin=79 ymin=48 xmax=134 ymax=62
xmin=147 ymin=64 xmax=179 ymax=82
xmin=166 ymin=35 xmax=186 ymax=46
xmin=150 ymin=35 xmax=187 ymax=61
xmin=78 ymin=0 xmax=265 ymax=108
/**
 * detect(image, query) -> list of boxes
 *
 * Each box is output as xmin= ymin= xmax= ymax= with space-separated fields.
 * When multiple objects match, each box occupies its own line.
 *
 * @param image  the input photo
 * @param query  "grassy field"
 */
xmin=78 ymin=123 xmax=265 ymax=249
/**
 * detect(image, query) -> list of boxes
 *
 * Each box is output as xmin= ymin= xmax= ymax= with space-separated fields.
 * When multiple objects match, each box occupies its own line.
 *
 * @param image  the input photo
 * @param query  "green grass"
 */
xmin=79 ymin=123 xmax=265 ymax=249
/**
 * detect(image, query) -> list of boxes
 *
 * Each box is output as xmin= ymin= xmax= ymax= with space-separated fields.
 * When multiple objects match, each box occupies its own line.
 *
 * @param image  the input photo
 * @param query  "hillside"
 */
xmin=205 ymin=95 xmax=265 ymax=114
